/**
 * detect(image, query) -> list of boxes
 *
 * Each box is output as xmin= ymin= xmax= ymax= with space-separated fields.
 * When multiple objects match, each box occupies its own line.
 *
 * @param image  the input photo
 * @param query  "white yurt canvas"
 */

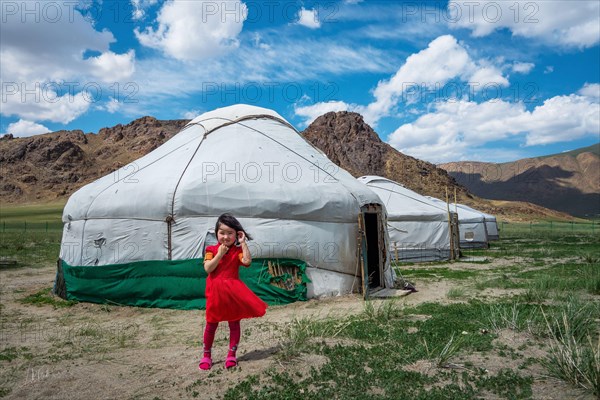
xmin=56 ymin=104 xmax=393 ymax=309
xmin=358 ymin=176 xmax=455 ymax=262
xmin=426 ymin=197 xmax=489 ymax=249
xmin=454 ymin=204 xmax=499 ymax=241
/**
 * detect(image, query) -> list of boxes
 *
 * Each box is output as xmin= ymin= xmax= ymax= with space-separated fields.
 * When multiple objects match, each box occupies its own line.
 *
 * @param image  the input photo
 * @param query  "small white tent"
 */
xmin=57 ymin=105 xmax=393 ymax=309
xmin=358 ymin=176 xmax=456 ymax=262
xmin=454 ymin=204 xmax=499 ymax=241
xmin=426 ymin=197 xmax=489 ymax=249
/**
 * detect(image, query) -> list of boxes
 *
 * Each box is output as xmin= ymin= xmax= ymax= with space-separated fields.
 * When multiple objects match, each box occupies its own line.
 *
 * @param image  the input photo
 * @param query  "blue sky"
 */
xmin=1 ymin=0 xmax=599 ymax=163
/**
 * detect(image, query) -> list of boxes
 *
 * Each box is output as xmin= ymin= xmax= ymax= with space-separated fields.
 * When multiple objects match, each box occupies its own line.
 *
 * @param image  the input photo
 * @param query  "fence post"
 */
xmin=46 ymin=222 xmax=48 ymax=233
xmin=530 ymin=221 xmax=532 ymax=232
xmin=24 ymin=221 xmax=27 ymax=232
xmin=571 ymin=221 xmax=574 ymax=232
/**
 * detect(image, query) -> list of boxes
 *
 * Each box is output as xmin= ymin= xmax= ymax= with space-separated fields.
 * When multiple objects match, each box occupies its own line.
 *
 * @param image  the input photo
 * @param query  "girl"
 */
xmin=199 ymin=213 xmax=267 ymax=370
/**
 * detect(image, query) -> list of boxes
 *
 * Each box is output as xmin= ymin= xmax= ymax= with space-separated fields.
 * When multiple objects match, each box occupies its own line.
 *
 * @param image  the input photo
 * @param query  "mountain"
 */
xmin=439 ymin=144 xmax=600 ymax=217
xmin=0 ymin=117 xmax=188 ymax=203
xmin=302 ymin=111 xmax=471 ymax=200
xmin=302 ymin=111 xmax=575 ymax=221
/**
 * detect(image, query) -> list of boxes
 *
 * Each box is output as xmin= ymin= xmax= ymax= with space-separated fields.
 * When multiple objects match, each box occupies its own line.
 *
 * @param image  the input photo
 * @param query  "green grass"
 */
xmin=19 ymin=288 xmax=78 ymax=308
xmin=0 ymin=202 xmax=65 ymax=223
xmin=222 ymin=296 xmax=594 ymax=399
xmin=223 ymin=300 xmax=546 ymax=399
xmin=0 ymin=231 xmax=62 ymax=268
xmin=398 ymin=267 xmax=481 ymax=280
xmin=499 ymin=221 xmax=599 ymax=237
xmin=0 ymin=202 xmax=64 ymax=236
xmin=221 ymin=230 xmax=600 ymax=399
xmin=518 ymin=262 xmax=600 ymax=296
xmin=475 ymin=275 xmax=522 ymax=290
xmin=543 ymin=307 xmax=600 ymax=397
xmin=0 ymin=347 xmax=20 ymax=362
xmin=362 ymin=298 xmax=403 ymax=322
xmin=0 ymin=346 xmax=33 ymax=363
xmin=446 ymin=287 xmax=467 ymax=299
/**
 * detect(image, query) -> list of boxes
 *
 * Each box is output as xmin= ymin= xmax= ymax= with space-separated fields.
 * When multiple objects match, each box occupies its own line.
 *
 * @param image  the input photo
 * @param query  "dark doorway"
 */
xmin=364 ymin=212 xmax=382 ymax=289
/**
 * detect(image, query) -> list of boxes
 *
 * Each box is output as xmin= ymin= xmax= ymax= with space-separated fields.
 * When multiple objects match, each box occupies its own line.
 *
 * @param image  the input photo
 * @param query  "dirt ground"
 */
xmin=0 ymin=260 xmax=595 ymax=400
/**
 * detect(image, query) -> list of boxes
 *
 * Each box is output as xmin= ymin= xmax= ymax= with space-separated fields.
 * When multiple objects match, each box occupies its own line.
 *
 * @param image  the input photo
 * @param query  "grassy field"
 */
xmin=223 ymin=232 xmax=599 ymax=400
xmin=0 ymin=208 xmax=599 ymax=399
xmin=0 ymin=202 xmax=65 ymax=223
xmin=0 ymin=202 xmax=65 ymax=232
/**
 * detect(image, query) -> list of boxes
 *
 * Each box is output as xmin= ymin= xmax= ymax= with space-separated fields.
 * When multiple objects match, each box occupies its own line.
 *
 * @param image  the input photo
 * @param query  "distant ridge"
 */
xmin=440 ymin=143 xmax=600 ymax=217
xmin=0 ymin=117 xmax=188 ymax=203
xmin=537 ymin=142 xmax=599 ymax=159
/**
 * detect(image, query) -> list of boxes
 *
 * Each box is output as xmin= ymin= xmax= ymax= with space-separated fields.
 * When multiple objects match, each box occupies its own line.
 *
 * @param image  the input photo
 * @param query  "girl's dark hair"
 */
xmin=215 ymin=213 xmax=253 ymax=241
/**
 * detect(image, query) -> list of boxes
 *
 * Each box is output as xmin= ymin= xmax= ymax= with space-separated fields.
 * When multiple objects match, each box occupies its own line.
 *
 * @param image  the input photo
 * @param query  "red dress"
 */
xmin=204 ymin=244 xmax=267 ymax=323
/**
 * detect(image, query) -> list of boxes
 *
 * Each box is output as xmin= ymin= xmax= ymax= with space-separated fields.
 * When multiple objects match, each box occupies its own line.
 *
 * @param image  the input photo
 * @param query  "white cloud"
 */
xmin=363 ymin=35 xmax=470 ymax=123
xmin=578 ymin=83 xmax=600 ymax=100
xmin=131 ymin=38 xmax=394 ymax=106
xmin=294 ymin=101 xmax=356 ymax=126
xmin=1 ymin=89 xmax=91 ymax=124
xmin=131 ymin=0 xmax=159 ymax=20
xmin=469 ymin=66 xmax=509 ymax=89
xmin=296 ymin=8 xmax=321 ymax=29
xmin=182 ymin=110 xmax=203 ymax=119
xmin=544 ymin=66 xmax=554 ymax=74
xmin=523 ymin=95 xmax=600 ymax=145
xmin=389 ymin=100 xmax=525 ymax=149
xmin=388 ymin=94 xmax=600 ymax=162
xmin=512 ymin=62 xmax=535 ymax=74
xmin=135 ymin=0 xmax=247 ymax=61
xmin=0 ymin=2 xmax=135 ymax=124
xmin=252 ymin=33 xmax=271 ymax=50
xmin=449 ymin=1 xmax=600 ymax=48
xmin=101 ymin=98 xmax=121 ymax=114
xmin=298 ymin=35 xmax=508 ymax=126
xmin=87 ymin=50 xmax=136 ymax=82
xmin=5 ymin=119 xmax=51 ymax=138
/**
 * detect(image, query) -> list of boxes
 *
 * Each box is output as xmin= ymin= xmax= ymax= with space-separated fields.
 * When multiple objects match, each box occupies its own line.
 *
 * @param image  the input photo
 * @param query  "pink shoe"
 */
xmin=199 ymin=356 xmax=212 ymax=370
xmin=225 ymin=356 xmax=237 ymax=369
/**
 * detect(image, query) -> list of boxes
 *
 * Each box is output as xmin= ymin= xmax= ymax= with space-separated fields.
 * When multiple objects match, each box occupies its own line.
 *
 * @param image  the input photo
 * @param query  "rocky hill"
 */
xmin=303 ymin=111 xmax=470 ymax=200
xmin=0 ymin=117 xmax=188 ymax=203
xmin=439 ymin=143 xmax=600 ymax=218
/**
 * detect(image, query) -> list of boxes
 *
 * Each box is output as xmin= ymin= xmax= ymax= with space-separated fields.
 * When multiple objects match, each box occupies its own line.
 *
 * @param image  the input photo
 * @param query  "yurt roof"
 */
xmin=63 ymin=105 xmax=381 ymax=224
xmin=358 ymin=176 xmax=448 ymax=221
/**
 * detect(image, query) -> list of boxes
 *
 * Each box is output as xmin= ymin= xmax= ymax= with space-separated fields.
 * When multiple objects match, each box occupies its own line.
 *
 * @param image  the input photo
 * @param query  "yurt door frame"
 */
xmin=358 ymin=204 xmax=386 ymax=299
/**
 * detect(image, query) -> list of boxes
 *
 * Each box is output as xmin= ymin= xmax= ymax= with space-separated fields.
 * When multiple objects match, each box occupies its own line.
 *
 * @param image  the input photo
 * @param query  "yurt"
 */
xmin=55 ymin=105 xmax=393 ymax=309
xmin=426 ymin=197 xmax=489 ymax=249
xmin=358 ymin=176 xmax=458 ymax=262
xmin=455 ymin=204 xmax=499 ymax=241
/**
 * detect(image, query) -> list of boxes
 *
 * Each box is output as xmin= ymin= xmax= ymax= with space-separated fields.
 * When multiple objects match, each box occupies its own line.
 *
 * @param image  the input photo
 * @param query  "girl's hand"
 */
xmin=237 ymin=231 xmax=246 ymax=244
xmin=217 ymin=243 xmax=229 ymax=256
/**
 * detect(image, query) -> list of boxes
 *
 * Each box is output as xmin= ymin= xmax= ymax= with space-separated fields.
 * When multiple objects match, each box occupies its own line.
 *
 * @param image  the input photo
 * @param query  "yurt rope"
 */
xmin=185 ymin=115 xmax=367 ymax=218
xmin=81 ymin=128 xmax=205 ymax=220
xmin=188 ymin=115 xmax=340 ymax=183
xmin=367 ymin=180 xmax=451 ymax=214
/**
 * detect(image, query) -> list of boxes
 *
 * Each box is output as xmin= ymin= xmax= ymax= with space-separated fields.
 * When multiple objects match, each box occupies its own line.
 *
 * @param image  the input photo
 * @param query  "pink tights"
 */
xmin=203 ymin=320 xmax=241 ymax=358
